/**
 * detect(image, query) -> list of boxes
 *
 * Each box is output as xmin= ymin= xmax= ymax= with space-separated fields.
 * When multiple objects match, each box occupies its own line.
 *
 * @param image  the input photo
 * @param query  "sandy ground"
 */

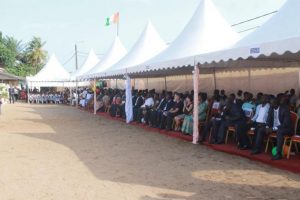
xmin=0 ymin=103 xmax=300 ymax=200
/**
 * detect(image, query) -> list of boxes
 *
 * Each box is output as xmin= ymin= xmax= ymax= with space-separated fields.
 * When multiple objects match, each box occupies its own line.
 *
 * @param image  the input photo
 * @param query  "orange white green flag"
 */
xmin=105 ymin=12 xmax=119 ymax=26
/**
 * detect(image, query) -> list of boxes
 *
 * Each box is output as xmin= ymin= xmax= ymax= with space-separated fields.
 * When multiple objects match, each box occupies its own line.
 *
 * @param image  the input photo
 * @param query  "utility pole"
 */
xmin=75 ymin=44 xmax=79 ymax=107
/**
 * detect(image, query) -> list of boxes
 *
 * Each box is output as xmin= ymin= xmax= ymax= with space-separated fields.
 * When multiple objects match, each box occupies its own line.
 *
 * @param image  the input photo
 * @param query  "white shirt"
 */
xmin=141 ymin=97 xmax=154 ymax=108
xmin=273 ymin=108 xmax=281 ymax=129
xmin=256 ymin=105 xmax=269 ymax=123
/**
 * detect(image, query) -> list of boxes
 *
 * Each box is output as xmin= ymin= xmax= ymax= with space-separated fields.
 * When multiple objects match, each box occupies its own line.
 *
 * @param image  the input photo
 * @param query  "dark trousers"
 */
xmin=201 ymin=118 xmax=221 ymax=143
xmin=216 ymin=120 xmax=233 ymax=143
xmin=166 ymin=112 xmax=177 ymax=130
xmin=150 ymin=109 xmax=162 ymax=127
xmin=133 ymin=106 xmax=140 ymax=121
xmin=235 ymin=121 xmax=250 ymax=148
xmin=250 ymin=123 xmax=266 ymax=152
xmin=9 ymin=94 xmax=15 ymax=104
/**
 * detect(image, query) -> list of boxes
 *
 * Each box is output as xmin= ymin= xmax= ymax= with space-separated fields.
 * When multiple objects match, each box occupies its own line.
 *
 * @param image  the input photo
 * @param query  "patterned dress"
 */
xmin=181 ymin=101 xmax=208 ymax=135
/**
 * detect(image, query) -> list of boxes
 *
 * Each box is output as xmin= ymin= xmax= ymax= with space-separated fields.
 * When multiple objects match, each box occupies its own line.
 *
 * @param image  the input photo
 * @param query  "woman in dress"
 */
xmin=181 ymin=93 xmax=208 ymax=135
xmin=174 ymin=95 xmax=193 ymax=131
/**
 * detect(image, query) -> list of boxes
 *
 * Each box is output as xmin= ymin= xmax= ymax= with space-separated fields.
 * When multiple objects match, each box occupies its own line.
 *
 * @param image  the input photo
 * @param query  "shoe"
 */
xmin=272 ymin=154 xmax=283 ymax=160
xmin=239 ymin=146 xmax=250 ymax=150
xmin=216 ymin=141 xmax=224 ymax=145
xmin=199 ymin=138 xmax=205 ymax=143
xmin=250 ymin=150 xmax=261 ymax=155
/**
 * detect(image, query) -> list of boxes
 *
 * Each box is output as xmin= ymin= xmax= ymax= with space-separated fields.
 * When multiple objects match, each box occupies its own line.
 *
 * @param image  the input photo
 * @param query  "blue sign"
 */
xmin=250 ymin=47 xmax=260 ymax=54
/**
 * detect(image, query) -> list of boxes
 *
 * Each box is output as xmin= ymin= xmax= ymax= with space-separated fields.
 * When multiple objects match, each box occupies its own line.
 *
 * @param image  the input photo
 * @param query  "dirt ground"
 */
xmin=0 ymin=103 xmax=300 ymax=200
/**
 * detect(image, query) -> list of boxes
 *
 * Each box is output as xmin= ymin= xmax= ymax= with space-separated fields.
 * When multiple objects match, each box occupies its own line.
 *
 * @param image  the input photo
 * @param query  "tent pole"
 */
xmin=75 ymin=80 xmax=78 ymax=108
xmin=116 ymin=79 xmax=118 ymax=89
xmin=146 ymin=77 xmax=149 ymax=89
xmin=93 ymin=79 xmax=97 ymax=115
xmin=192 ymin=61 xmax=199 ymax=144
xmin=213 ymin=68 xmax=217 ymax=90
xmin=69 ymin=86 xmax=72 ymax=106
xmin=248 ymin=67 xmax=251 ymax=92
xmin=27 ymin=81 xmax=30 ymax=104
xmin=164 ymin=76 xmax=167 ymax=91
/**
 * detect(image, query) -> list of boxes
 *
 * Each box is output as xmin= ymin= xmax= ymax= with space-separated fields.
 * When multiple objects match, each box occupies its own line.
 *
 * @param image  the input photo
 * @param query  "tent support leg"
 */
xmin=69 ymin=87 xmax=72 ymax=106
xmin=94 ymin=79 xmax=97 ymax=115
xmin=193 ymin=63 xmax=199 ymax=144
xmin=27 ymin=81 xmax=30 ymax=104
xmin=213 ymin=68 xmax=217 ymax=90
xmin=248 ymin=67 xmax=251 ymax=92
xmin=164 ymin=76 xmax=167 ymax=91
xmin=75 ymin=81 xmax=78 ymax=108
xmin=146 ymin=77 xmax=149 ymax=89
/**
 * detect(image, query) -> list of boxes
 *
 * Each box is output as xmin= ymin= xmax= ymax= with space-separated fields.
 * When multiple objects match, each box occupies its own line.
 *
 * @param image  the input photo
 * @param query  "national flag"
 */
xmin=105 ymin=12 xmax=119 ymax=26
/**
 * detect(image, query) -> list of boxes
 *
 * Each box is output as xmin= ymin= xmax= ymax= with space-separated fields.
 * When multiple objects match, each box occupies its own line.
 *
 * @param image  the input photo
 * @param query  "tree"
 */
xmin=25 ymin=37 xmax=47 ymax=74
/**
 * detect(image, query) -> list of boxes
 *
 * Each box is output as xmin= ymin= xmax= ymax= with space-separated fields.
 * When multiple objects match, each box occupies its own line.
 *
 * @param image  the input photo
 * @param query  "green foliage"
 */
xmin=0 ymin=32 xmax=47 ymax=77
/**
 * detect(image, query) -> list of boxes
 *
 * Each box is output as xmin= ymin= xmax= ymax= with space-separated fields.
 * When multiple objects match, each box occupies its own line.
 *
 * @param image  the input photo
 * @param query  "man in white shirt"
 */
xmin=248 ymin=95 xmax=270 ymax=154
xmin=137 ymin=93 xmax=154 ymax=123
xmin=256 ymin=98 xmax=292 ymax=160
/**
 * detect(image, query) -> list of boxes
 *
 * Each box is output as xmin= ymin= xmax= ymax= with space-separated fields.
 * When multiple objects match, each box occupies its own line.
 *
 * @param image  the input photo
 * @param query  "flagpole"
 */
xmin=117 ymin=19 xmax=119 ymax=36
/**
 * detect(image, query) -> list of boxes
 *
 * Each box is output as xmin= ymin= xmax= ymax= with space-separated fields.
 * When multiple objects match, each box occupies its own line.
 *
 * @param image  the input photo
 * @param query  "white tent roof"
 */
xmin=195 ymin=0 xmax=300 ymax=65
xmin=80 ymin=36 xmax=127 ymax=79
xmin=27 ymin=54 xmax=70 ymax=82
xmin=71 ymin=49 xmax=99 ymax=80
xmin=102 ymin=21 xmax=167 ymax=77
xmin=106 ymin=0 xmax=239 ymax=77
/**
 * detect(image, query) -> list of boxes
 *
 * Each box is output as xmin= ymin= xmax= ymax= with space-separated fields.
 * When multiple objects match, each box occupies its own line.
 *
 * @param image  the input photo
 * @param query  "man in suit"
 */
xmin=266 ymin=98 xmax=292 ymax=160
xmin=159 ymin=92 xmax=175 ymax=129
xmin=216 ymin=94 xmax=249 ymax=149
xmin=149 ymin=93 xmax=167 ymax=128
xmin=133 ymin=91 xmax=144 ymax=121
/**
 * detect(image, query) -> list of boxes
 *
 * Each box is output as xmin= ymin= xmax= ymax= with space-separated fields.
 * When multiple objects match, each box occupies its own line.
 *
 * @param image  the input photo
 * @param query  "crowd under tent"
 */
xmin=97 ymin=0 xmax=241 ymax=143
xmin=95 ymin=0 xmax=300 ymax=144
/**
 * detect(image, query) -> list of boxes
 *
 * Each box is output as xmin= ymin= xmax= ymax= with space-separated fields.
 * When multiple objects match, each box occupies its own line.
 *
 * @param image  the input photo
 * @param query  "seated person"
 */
xmin=247 ymin=95 xmax=270 ymax=154
xmin=215 ymin=94 xmax=249 ymax=149
xmin=161 ymin=93 xmax=183 ymax=131
xmin=137 ymin=93 xmax=154 ymax=123
xmin=174 ymin=95 xmax=193 ymax=132
xmin=110 ymin=93 xmax=122 ymax=117
xmin=133 ymin=91 xmax=144 ymax=121
xmin=200 ymin=94 xmax=222 ymax=143
xmin=182 ymin=93 xmax=208 ymax=135
xmin=242 ymin=92 xmax=256 ymax=118
xmin=149 ymin=93 xmax=168 ymax=128
xmin=257 ymin=97 xmax=292 ymax=160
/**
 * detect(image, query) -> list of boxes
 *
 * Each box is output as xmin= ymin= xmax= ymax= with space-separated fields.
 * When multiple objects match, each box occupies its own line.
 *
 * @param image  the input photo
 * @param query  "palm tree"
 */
xmin=26 ymin=37 xmax=47 ymax=74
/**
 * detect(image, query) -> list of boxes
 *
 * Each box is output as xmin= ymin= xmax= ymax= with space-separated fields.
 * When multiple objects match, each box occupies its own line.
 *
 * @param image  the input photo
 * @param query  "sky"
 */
xmin=0 ymin=0 xmax=287 ymax=72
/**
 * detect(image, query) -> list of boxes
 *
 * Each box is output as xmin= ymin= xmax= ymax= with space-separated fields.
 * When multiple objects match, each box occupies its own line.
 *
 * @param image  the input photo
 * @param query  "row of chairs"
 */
xmin=226 ymin=111 xmax=299 ymax=159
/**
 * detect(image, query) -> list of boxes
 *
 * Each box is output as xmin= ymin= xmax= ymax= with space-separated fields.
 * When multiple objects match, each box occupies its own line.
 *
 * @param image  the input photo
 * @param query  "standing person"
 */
xmin=8 ymin=86 xmax=15 ymax=104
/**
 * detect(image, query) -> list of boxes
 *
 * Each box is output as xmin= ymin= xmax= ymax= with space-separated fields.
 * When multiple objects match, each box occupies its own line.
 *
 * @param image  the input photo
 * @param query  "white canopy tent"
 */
xmin=80 ymin=36 xmax=127 ymax=79
xmin=195 ymin=0 xmax=300 ymax=65
xmin=102 ymin=20 xmax=167 ymax=77
xmin=26 ymin=54 xmax=71 ymax=87
xmin=105 ymin=0 xmax=239 ymax=77
xmin=71 ymin=49 xmax=99 ymax=81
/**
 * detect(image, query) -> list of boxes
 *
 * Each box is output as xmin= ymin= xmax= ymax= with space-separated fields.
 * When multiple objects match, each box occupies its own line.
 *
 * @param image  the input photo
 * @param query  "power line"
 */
xmin=62 ymin=54 xmax=75 ymax=65
xmin=231 ymin=10 xmax=278 ymax=27
xmin=237 ymin=26 xmax=260 ymax=33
